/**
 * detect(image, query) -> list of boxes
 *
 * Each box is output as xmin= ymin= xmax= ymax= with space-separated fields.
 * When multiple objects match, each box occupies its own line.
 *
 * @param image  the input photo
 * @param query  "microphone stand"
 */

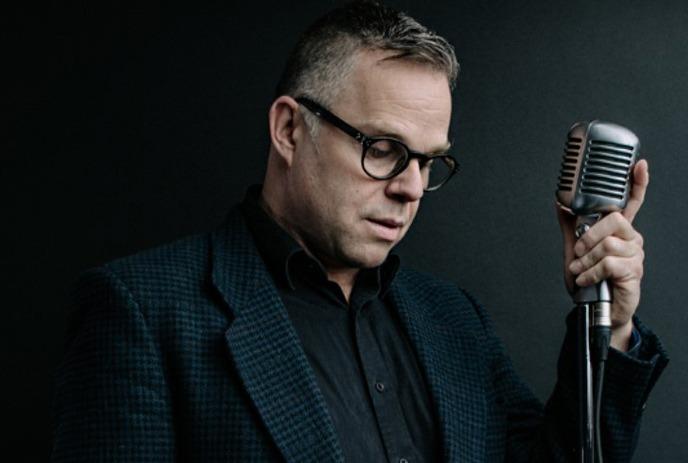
xmin=574 ymin=215 xmax=612 ymax=463
xmin=576 ymin=302 xmax=594 ymax=463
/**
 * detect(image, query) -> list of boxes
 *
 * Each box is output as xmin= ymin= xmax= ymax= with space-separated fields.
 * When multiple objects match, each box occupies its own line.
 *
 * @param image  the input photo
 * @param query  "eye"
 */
xmin=367 ymin=139 xmax=402 ymax=158
xmin=367 ymin=145 xmax=393 ymax=159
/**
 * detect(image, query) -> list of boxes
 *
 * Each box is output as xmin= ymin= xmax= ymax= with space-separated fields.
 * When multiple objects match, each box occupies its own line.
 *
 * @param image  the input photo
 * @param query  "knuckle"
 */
xmin=576 ymin=234 xmax=587 ymax=248
xmin=610 ymin=211 xmax=625 ymax=225
xmin=601 ymin=236 xmax=618 ymax=254
xmin=600 ymin=256 xmax=614 ymax=275
xmin=637 ymin=263 xmax=645 ymax=279
xmin=581 ymin=234 xmax=595 ymax=251
xmin=582 ymin=252 xmax=594 ymax=269
xmin=633 ymin=251 xmax=645 ymax=278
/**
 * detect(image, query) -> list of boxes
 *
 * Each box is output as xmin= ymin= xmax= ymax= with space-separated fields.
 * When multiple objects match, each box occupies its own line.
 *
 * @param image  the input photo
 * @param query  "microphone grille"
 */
xmin=557 ymin=133 xmax=583 ymax=193
xmin=556 ymin=121 xmax=640 ymax=214
xmin=580 ymin=138 xmax=635 ymax=200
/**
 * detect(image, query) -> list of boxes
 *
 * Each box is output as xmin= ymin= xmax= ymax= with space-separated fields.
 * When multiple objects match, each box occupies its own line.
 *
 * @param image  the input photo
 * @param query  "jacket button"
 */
xmin=375 ymin=382 xmax=385 ymax=392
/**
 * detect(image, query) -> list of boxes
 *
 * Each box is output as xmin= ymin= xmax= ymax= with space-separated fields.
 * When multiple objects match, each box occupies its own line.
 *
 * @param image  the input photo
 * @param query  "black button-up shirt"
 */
xmin=240 ymin=186 xmax=439 ymax=463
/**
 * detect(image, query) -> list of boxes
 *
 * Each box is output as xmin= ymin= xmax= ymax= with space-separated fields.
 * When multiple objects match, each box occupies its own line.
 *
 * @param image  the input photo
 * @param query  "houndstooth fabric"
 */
xmin=51 ymin=207 xmax=668 ymax=462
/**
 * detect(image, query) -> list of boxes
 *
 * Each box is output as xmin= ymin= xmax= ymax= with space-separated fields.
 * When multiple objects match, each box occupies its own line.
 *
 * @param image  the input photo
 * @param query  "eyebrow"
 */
xmin=425 ymin=140 xmax=453 ymax=156
xmin=358 ymin=124 xmax=452 ymax=156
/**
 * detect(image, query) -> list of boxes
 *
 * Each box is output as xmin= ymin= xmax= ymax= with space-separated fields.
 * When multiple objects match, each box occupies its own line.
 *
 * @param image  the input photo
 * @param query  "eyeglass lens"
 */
xmin=363 ymin=139 xmax=453 ymax=190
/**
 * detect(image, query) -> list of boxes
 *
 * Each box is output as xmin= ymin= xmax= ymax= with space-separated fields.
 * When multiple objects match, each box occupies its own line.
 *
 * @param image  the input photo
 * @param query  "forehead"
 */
xmin=332 ymin=50 xmax=452 ymax=150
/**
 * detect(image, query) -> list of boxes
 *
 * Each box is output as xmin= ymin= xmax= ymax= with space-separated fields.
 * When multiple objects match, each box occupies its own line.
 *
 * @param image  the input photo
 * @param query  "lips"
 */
xmin=366 ymin=218 xmax=404 ymax=241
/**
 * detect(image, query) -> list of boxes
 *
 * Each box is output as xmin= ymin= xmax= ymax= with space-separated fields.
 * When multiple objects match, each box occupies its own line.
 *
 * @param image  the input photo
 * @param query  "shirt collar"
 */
xmin=240 ymin=185 xmax=303 ymax=289
xmin=240 ymin=184 xmax=400 ymax=295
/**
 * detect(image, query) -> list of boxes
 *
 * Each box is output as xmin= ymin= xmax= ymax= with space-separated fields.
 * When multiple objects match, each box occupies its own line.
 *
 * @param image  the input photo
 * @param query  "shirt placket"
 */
xmin=352 ymin=301 xmax=420 ymax=463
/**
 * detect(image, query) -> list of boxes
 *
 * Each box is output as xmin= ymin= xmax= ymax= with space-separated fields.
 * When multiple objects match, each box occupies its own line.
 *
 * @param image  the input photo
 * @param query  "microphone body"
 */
xmin=555 ymin=120 xmax=640 ymax=463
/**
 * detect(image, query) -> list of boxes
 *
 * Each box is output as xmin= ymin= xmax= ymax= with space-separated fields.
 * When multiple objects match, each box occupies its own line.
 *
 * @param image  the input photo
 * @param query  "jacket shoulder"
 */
xmin=93 ymin=232 xmax=212 ymax=306
xmin=394 ymin=267 xmax=491 ymax=332
xmin=395 ymin=267 xmax=474 ymax=305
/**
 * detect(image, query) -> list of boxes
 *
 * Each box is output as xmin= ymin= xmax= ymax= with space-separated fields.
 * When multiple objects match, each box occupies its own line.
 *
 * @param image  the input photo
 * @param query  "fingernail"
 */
xmin=575 ymin=275 xmax=586 ymax=286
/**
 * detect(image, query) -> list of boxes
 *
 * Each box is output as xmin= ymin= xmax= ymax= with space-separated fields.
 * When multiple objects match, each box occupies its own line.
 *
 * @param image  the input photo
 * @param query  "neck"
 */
xmin=259 ymin=186 xmax=359 ymax=303
xmin=322 ymin=266 xmax=358 ymax=303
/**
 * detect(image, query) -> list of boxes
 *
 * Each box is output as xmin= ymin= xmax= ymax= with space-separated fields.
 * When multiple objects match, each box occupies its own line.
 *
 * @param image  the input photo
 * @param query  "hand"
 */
xmin=556 ymin=159 xmax=649 ymax=351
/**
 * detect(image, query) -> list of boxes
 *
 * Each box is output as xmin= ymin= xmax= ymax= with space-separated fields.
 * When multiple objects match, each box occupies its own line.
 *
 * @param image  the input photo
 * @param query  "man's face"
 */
xmin=286 ymin=49 xmax=452 ymax=271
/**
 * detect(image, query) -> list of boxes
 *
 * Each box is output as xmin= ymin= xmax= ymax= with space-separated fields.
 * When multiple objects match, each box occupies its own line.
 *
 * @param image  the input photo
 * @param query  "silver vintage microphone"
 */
xmin=556 ymin=121 xmax=640 ymax=320
xmin=555 ymin=120 xmax=640 ymax=463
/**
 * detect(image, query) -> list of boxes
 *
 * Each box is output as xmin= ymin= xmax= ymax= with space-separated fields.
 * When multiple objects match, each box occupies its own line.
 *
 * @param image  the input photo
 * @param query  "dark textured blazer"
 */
xmin=51 ymin=207 xmax=668 ymax=462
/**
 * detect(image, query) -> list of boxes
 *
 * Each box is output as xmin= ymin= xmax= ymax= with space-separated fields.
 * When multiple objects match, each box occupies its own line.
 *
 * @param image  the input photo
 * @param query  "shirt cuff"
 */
xmin=624 ymin=326 xmax=642 ymax=357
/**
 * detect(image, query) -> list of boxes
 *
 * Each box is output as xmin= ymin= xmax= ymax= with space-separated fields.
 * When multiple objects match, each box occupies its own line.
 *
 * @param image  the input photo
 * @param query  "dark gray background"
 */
xmin=7 ymin=1 xmax=686 ymax=460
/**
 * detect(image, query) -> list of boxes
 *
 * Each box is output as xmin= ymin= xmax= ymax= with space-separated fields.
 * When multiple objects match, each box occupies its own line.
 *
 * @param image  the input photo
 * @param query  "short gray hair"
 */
xmin=274 ymin=0 xmax=459 ymax=134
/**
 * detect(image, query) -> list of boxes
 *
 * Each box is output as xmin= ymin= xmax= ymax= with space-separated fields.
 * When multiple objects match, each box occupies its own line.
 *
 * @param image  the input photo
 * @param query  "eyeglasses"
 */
xmin=295 ymin=96 xmax=459 ymax=192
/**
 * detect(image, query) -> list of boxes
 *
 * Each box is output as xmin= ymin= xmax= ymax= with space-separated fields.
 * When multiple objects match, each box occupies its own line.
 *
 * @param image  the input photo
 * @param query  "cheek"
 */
xmin=319 ymin=175 xmax=370 ymax=216
xmin=324 ymin=189 xmax=360 ymax=225
xmin=301 ymin=177 xmax=357 ymax=229
xmin=400 ymin=204 xmax=420 ymax=237
xmin=409 ymin=203 xmax=420 ymax=221
xmin=297 ymin=147 xmax=382 ymax=227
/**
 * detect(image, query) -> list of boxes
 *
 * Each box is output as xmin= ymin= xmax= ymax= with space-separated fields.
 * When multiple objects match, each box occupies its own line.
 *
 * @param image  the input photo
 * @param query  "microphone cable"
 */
xmin=591 ymin=319 xmax=611 ymax=463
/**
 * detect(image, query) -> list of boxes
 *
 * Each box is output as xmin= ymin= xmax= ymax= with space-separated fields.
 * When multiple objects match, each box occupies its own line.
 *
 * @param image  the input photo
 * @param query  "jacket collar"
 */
xmin=211 ymin=207 xmax=343 ymax=463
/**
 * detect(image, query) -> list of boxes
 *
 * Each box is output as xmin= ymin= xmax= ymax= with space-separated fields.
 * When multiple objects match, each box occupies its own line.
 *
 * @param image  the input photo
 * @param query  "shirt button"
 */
xmin=375 ymin=382 xmax=385 ymax=393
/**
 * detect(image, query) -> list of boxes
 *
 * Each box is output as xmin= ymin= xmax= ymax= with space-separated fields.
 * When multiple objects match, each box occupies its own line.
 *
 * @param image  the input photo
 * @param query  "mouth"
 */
xmin=366 ymin=218 xmax=404 ymax=242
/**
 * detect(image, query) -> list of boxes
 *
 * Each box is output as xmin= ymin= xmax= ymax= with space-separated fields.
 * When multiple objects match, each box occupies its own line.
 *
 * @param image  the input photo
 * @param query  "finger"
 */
xmin=623 ymin=159 xmax=649 ymax=223
xmin=568 ymin=236 xmax=639 ymax=275
xmin=574 ymin=212 xmax=638 ymax=257
xmin=575 ymin=255 xmax=642 ymax=287
xmin=556 ymin=203 xmax=578 ymax=292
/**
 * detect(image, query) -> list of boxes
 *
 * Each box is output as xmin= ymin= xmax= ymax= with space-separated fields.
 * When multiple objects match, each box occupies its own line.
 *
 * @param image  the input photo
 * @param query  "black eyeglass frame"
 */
xmin=295 ymin=96 xmax=459 ymax=192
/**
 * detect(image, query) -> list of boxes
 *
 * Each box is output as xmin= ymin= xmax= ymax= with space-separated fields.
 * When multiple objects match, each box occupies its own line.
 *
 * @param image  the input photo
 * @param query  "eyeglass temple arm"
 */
xmin=295 ymin=97 xmax=367 ymax=144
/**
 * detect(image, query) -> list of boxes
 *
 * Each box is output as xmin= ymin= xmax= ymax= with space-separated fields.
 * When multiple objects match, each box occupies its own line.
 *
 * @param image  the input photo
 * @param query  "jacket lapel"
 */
xmin=389 ymin=275 xmax=486 ymax=463
xmin=211 ymin=209 xmax=343 ymax=463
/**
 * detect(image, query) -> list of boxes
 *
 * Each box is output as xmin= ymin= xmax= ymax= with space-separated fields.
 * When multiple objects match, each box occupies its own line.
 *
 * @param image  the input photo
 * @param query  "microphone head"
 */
xmin=556 ymin=120 xmax=640 ymax=215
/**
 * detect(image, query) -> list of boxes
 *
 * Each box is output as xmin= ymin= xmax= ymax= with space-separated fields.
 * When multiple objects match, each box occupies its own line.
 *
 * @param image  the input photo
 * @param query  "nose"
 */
xmin=385 ymin=159 xmax=425 ymax=202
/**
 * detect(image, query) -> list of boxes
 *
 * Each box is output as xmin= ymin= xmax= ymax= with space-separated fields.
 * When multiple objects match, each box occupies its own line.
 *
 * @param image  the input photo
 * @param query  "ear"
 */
xmin=268 ymin=95 xmax=303 ymax=167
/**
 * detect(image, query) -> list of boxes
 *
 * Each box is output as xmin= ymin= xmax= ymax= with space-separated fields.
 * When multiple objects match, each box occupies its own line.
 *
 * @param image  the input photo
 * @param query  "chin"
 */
xmin=344 ymin=243 xmax=393 ymax=269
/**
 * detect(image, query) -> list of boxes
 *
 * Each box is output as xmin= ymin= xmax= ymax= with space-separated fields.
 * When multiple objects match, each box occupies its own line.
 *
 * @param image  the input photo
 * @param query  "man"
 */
xmin=51 ymin=1 xmax=667 ymax=462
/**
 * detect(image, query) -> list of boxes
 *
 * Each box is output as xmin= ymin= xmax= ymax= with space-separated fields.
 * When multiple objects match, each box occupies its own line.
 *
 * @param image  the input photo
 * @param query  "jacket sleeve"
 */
xmin=51 ymin=266 xmax=176 ymax=462
xmin=466 ymin=291 xmax=669 ymax=462
xmin=548 ymin=310 xmax=669 ymax=462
